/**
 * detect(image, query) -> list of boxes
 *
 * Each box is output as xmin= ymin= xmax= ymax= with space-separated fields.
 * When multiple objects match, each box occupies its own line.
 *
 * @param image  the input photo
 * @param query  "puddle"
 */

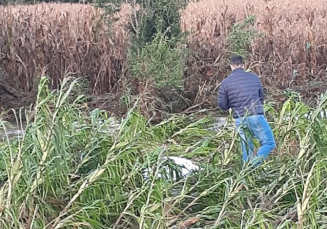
xmin=208 ymin=116 xmax=230 ymax=132
xmin=0 ymin=129 xmax=24 ymax=141
xmin=0 ymin=115 xmax=230 ymax=142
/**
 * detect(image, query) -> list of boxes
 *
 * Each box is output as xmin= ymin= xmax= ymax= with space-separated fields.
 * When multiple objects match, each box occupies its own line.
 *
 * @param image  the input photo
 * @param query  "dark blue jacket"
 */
xmin=217 ymin=68 xmax=265 ymax=118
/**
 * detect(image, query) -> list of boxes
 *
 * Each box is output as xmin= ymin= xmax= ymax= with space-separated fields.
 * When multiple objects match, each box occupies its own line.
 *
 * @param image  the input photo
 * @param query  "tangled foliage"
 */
xmin=227 ymin=15 xmax=261 ymax=58
xmin=0 ymin=77 xmax=327 ymax=228
xmin=128 ymin=32 xmax=188 ymax=89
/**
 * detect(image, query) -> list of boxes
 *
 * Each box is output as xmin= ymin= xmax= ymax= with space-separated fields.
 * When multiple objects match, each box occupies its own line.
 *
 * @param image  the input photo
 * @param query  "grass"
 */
xmin=0 ymin=77 xmax=326 ymax=228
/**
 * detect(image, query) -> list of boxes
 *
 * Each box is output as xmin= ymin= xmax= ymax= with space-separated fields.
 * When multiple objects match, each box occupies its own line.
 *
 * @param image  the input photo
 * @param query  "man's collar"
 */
xmin=232 ymin=67 xmax=244 ymax=72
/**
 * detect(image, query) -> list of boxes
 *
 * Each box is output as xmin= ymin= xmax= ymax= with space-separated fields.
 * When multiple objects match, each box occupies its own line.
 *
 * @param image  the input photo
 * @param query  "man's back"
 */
xmin=218 ymin=56 xmax=275 ymax=166
xmin=218 ymin=68 xmax=264 ymax=118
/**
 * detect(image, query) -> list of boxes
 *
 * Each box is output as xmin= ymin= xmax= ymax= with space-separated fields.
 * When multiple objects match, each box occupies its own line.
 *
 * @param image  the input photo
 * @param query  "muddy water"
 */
xmin=0 ymin=127 xmax=24 ymax=141
xmin=0 ymin=116 xmax=230 ymax=142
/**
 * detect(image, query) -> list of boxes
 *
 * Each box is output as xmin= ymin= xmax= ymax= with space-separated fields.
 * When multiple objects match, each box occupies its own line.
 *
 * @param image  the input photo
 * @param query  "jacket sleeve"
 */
xmin=258 ymin=84 xmax=265 ymax=103
xmin=217 ymin=84 xmax=229 ymax=111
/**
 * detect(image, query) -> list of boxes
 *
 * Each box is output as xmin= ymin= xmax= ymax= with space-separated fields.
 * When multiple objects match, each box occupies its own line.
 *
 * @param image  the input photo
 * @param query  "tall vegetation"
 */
xmin=0 ymin=76 xmax=327 ymax=228
xmin=1 ymin=0 xmax=327 ymax=113
xmin=128 ymin=32 xmax=188 ymax=89
xmin=180 ymin=0 xmax=327 ymax=105
xmin=227 ymin=15 xmax=261 ymax=59
xmin=1 ymin=0 xmax=327 ymax=228
xmin=96 ymin=0 xmax=190 ymax=118
xmin=0 ymin=3 xmax=130 ymax=94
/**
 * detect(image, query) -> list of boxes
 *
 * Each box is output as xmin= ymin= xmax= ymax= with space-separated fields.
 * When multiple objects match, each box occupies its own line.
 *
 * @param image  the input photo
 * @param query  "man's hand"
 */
xmin=217 ymin=84 xmax=230 ymax=111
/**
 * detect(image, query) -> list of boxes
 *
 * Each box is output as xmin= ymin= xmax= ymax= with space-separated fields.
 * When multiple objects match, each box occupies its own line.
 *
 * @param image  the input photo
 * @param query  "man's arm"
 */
xmin=217 ymin=84 xmax=229 ymax=110
xmin=258 ymin=83 xmax=265 ymax=103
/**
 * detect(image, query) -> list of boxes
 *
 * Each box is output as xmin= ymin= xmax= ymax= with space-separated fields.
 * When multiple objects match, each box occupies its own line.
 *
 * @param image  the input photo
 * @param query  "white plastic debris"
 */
xmin=143 ymin=156 xmax=202 ymax=182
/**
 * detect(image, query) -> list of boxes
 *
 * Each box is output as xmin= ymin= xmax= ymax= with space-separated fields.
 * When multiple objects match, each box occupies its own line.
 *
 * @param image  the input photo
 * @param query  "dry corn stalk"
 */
xmin=180 ymin=0 xmax=327 ymax=105
xmin=0 ymin=3 xmax=132 ymax=95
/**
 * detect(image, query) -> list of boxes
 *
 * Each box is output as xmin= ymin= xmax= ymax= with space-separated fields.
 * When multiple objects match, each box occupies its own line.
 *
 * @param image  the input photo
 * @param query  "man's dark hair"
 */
xmin=230 ymin=55 xmax=244 ymax=66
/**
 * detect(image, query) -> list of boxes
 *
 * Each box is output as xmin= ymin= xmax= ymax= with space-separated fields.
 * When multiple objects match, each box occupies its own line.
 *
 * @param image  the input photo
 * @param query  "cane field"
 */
xmin=0 ymin=0 xmax=327 ymax=228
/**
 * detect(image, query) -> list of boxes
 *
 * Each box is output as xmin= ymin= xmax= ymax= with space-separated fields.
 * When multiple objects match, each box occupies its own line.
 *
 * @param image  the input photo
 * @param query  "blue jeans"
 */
xmin=235 ymin=115 xmax=276 ymax=166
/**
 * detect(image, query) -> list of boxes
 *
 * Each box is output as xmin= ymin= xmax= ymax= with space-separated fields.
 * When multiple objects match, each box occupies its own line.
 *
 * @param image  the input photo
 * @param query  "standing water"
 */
xmin=0 ymin=124 xmax=24 ymax=141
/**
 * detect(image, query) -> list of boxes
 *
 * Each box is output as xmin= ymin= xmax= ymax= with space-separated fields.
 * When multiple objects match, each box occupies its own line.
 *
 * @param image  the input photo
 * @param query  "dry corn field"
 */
xmin=181 ymin=0 xmax=327 ymax=104
xmin=0 ymin=0 xmax=327 ymax=103
xmin=0 ymin=3 xmax=131 ymax=95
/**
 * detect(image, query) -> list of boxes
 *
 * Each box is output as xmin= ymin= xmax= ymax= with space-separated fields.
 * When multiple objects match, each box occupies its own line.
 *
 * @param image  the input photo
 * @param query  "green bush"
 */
xmin=227 ymin=15 xmax=262 ymax=59
xmin=128 ymin=32 xmax=188 ymax=89
xmin=97 ymin=0 xmax=188 ymax=90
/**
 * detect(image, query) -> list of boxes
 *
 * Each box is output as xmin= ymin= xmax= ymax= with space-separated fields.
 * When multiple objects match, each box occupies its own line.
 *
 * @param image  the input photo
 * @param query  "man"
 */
xmin=217 ymin=55 xmax=276 ymax=166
